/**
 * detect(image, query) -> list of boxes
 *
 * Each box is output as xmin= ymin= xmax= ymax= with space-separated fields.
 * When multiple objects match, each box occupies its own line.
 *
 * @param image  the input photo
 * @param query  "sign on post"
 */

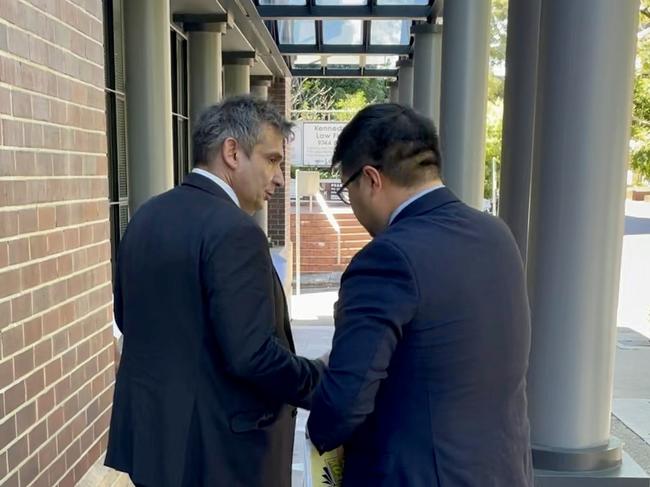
xmin=291 ymin=121 xmax=346 ymax=167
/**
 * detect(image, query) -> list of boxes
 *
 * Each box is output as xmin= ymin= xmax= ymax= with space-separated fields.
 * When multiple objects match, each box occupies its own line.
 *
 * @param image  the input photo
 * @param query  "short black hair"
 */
xmin=332 ymin=103 xmax=441 ymax=187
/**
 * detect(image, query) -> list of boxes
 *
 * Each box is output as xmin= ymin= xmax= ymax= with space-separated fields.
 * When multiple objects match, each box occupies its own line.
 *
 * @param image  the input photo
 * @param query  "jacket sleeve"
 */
xmin=203 ymin=217 xmax=323 ymax=408
xmin=307 ymin=238 xmax=418 ymax=452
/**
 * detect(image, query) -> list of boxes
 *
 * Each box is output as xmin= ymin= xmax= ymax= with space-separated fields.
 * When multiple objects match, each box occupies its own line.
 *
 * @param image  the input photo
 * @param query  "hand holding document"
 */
xmin=304 ymin=431 xmax=344 ymax=487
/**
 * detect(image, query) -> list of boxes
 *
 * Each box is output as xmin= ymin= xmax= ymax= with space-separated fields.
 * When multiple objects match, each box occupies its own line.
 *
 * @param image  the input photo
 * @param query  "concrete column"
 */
xmin=498 ymin=0 xmax=541 ymax=264
xmin=189 ymin=31 xmax=223 ymax=123
xmin=223 ymin=58 xmax=252 ymax=97
xmin=123 ymin=0 xmax=174 ymax=211
xmin=251 ymin=82 xmax=270 ymax=100
xmin=439 ymin=0 xmax=491 ymax=210
xmin=526 ymin=0 xmax=640 ymax=475
xmin=396 ymin=59 xmax=413 ymax=107
xmin=412 ymin=23 xmax=443 ymax=126
xmin=251 ymin=78 xmax=271 ymax=235
xmin=389 ymin=81 xmax=399 ymax=103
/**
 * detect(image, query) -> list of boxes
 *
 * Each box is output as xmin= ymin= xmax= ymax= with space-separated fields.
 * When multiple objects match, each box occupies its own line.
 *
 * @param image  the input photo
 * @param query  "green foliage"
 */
xmin=484 ymin=97 xmax=504 ymax=199
xmin=631 ymin=2 xmax=650 ymax=183
xmin=333 ymin=91 xmax=368 ymax=121
xmin=291 ymin=77 xmax=389 ymax=120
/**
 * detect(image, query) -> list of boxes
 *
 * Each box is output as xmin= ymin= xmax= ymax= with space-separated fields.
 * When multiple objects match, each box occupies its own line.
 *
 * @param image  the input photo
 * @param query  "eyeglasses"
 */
xmin=335 ymin=166 xmax=381 ymax=205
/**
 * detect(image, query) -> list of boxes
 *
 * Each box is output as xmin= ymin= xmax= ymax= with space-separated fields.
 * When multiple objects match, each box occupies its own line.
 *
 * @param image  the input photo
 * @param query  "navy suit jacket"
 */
xmin=307 ymin=187 xmax=533 ymax=486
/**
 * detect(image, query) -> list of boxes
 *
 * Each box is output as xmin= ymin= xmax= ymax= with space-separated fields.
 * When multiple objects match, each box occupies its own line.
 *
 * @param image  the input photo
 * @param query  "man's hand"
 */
xmin=318 ymin=351 xmax=330 ymax=367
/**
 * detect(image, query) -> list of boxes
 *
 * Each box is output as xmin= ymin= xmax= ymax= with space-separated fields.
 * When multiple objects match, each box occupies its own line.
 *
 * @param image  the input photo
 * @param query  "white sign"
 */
xmin=292 ymin=121 xmax=346 ymax=167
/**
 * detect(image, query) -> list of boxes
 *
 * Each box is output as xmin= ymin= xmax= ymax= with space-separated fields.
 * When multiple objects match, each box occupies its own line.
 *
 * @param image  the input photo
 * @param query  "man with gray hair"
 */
xmin=105 ymin=97 xmax=325 ymax=487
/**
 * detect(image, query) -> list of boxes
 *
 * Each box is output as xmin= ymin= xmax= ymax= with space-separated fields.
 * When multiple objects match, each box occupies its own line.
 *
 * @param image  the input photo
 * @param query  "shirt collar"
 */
xmin=388 ymin=184 xmax=445 ymax=225
xmin=191 ymin=168 xmax=240 ymax=208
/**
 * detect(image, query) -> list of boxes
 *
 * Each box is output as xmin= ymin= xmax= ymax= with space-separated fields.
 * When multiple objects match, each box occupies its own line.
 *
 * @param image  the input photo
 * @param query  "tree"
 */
xmin=291 ymin=77 xmax=389 ymax=119
xmin=631 ymin=0 xmax=650 ymax=183
xmin=483 ymin=0 xmax=508 ymax=201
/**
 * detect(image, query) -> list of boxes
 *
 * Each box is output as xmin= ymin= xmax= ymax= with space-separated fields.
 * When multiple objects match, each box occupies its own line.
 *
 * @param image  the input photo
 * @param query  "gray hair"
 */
xmin=192 ymin=96 xmax=294 ymax=167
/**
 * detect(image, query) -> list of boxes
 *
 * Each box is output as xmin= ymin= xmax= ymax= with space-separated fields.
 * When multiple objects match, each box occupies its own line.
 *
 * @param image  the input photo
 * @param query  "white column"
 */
xmin=224 ymin=60 xmax=252 ymax=97
xmin=412 ymin=23 xmax=443 ymax=126
xmin=498 ymin=0 xmax=541 ymax=264
xmin=189 ymin=30 xmax=223 ymax=123
xmin=439 ymin=0 xmax=491 ymax=210
xmin=526 ymin=0 xmax=640 ymax=475
xmin=123 ymin=0 xmax=174 ymax=211
xmin=396 ymin=59 xmax=413 ymax=107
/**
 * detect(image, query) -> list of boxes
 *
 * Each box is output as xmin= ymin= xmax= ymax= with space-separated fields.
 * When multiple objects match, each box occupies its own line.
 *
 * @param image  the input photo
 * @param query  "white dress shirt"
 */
xmin=388 ymin=184 xmax=445 ymax=225
xmin=192 ymin=168 xmax=240 ymax=207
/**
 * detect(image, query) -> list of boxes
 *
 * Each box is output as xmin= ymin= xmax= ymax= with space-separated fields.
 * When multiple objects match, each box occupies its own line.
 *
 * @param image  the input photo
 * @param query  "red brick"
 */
xmin=11 ymin=90 xmax=32 ymax=118
xmin=37 ymin=207 xmax=56 ymax=232
xmin=23 ymin=316 xmax=43 ymax=346
xmin=0 ymin=241 xmax=7 ymax=269
xmin=45 ymin=358 xmax=62 ymax=386
xmin=1 ymin=324 xmax=24 ymax=356
xmin=17 ymin=208 xmax=38 ymax=233
xmin=26 ymin=368 xmax=45 ymax=399
xmin=0 ymin=414 xmax=17 ymax=450
xmin=42 ymin=309 xmax=59 ymax=335
xmin=0 ymin=357 xmax=14 ymax=389
xmin=37 ymin=436 xmax=57 ymax=472
xmin=29 ymin=235 xmax=48 ymax=259
xmin=19 ymin=453 xmax=39 ymax=485
xmin=39 ymin=257 xmax=58 ymax=281
xmin=34 ymin=338 xmax=52 ymax=367
xmin=2 ymin=472 xmax=19 ymax=487
xmin=0 ymin=150 xmax=15 ymax=176
xmin=0 ymin=450 xmax=7 ymax=481
xmin=47 ymin=230 xmax=65 ymax=254
xmin=14 ymin=347 xmax=34 ymax=378
xmin=20 ymin=263 xmax=41 ymax=291
xmin=7 ymin=434 xmax=28 ymax=471
xmin=11 ymin=293 xmax=33 ymax=322
xmin=7 ymin=238 xmax=29 ymax=265
xmin=0 ymin=269 xmax=21 ymax=299
xmin=16 ymin=400 xmax=37 ymax=436
xmin=6 ymin=26 xmax=30 ymax=59
xmin=24 ymin=122 xmax=44 ymax=148
xmin=2 ymin=119 xmax=24 ymax=146
xmin=47 ymin=406 xmax=64 ymax=436
xmin=0 ymin=300 xmax=13 ymax=328
xmin=4 ymin=380 xmax=26 ymax=415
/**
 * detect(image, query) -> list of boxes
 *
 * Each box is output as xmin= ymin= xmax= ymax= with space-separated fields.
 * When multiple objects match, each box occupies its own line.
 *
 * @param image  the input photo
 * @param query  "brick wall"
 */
xmin=267 ymin=77 xmax=291 ymax=247
xmin=0 ymin=1 xmax=115 ymax=486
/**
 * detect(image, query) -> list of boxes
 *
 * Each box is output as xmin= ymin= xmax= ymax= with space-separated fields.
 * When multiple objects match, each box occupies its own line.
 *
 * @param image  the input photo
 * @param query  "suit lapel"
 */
xmin=271 ymin=268 xmax=296 ymax=352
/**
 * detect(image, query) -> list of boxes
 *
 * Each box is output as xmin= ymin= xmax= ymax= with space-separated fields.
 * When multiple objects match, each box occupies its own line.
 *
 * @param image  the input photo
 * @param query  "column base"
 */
xmin=533 ymin=438 xmax=623 ymax=472
xmin=535 ymin=452 xmax=650 ymax=487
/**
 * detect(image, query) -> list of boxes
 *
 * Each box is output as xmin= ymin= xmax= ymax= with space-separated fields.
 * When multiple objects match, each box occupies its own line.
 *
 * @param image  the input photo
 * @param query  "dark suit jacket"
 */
xmin=307 ymin=187 xmax=533 ymax=486
xmin=105 ymin=172 xmax=323 ymax=487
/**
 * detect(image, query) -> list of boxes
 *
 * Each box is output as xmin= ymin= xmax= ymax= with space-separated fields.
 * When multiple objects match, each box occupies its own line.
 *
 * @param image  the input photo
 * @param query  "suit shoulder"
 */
xmin=350 ymin=233 xmax=413 ymax=274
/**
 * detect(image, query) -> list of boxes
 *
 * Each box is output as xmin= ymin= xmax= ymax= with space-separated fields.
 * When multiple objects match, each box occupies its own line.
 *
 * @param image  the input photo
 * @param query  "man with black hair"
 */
xmin=307 ymin=104 xmax=533 ymax=486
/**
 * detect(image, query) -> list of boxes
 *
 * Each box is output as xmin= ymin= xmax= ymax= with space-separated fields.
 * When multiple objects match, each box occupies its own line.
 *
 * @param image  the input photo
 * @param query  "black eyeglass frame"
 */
xmin=335 ymin=165 xmax=381 ymax=205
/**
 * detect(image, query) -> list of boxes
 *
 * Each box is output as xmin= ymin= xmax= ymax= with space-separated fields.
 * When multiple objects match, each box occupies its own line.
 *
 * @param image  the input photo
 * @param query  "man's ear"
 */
xmin=221 ymin=137 xmax=239 ymax=170
xmin=363 ymin=165 xmax=383 ymax=191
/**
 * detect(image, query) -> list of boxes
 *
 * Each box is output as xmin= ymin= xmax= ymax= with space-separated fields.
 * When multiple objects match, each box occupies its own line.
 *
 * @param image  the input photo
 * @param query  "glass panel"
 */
xmin=115 ymin=96 xmax=128 ymax=200
xmin=376 ymin=0 xmax=428 ymax=4
xmin=113 ymin=0 xmax=126 ymax=92
xmin=294 ymin=55 xmax=321 ymax=68
xmin=277 ymin=20 xmax=316 ymax=44
xmin=315 ymin=0 xmax=366 ymax=5
xmin=370 ymin=20 xmax=410 ymax=45
xmin=170 ymin=32 xmax=178 ymax=113
xmin=365 ymin=55 xmax=399 ymax=69
xmin=323 ymin=20 xmax=363 ymax=45
xmin=259 ymin=0 xmax=306 ymax=5
xmin=326 ymin=55 xmax=359 ymax=69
